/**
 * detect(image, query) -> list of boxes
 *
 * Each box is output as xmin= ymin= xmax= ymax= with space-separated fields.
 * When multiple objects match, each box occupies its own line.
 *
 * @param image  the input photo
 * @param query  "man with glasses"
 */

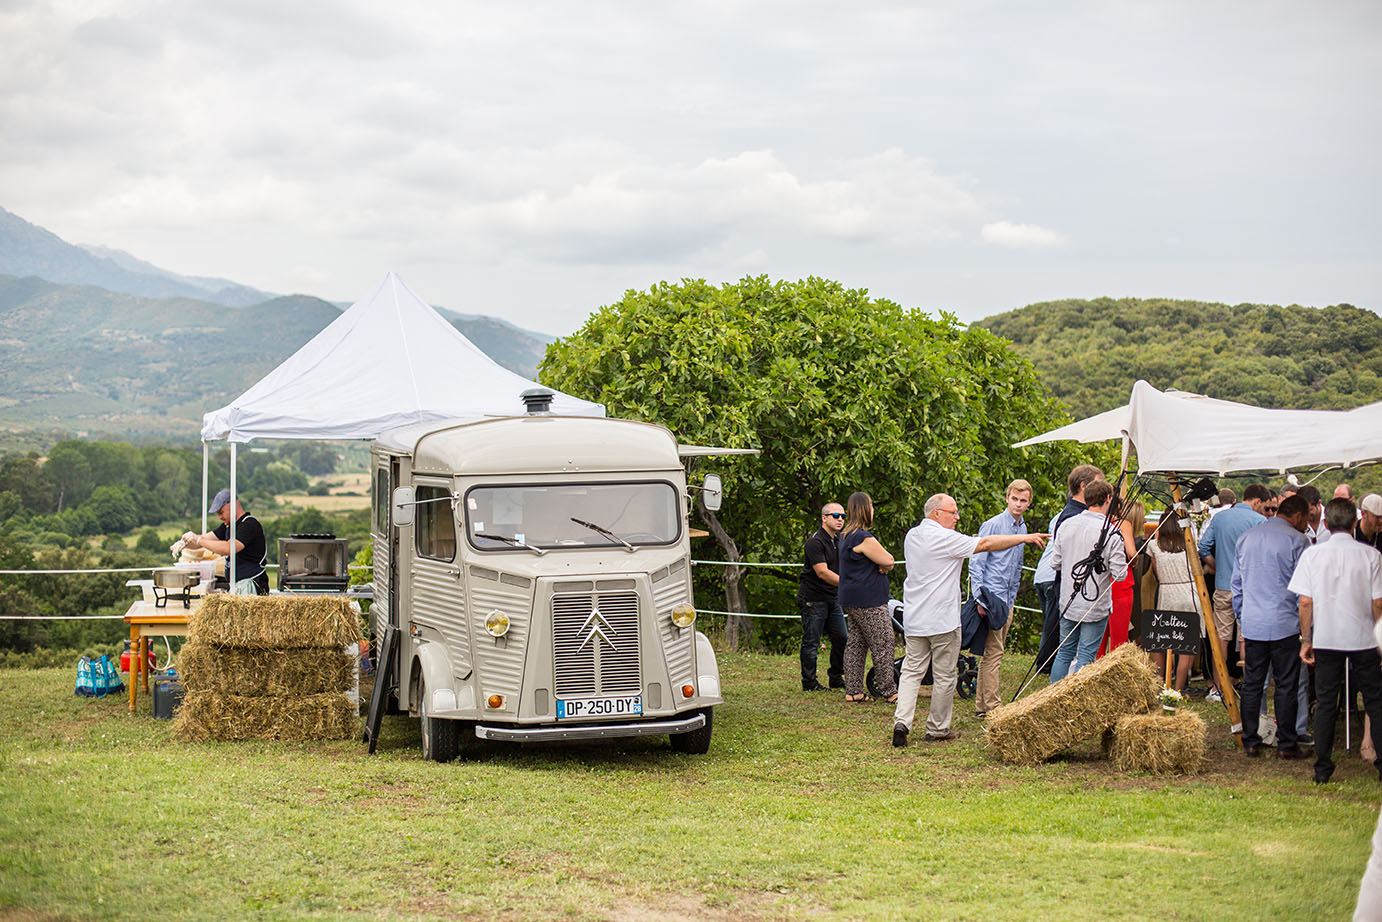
xmin=970 ymin=479 xmax=1035 ymax=719
xmin=892 ymin=493 xmax=1047 ymax=746
xmin=797 ymin=502 xmax=848 ymax=691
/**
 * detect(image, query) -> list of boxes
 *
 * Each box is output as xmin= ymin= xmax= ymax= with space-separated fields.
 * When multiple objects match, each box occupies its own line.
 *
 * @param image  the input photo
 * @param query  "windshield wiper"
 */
xmin=570 ymin=517 xmax=635 ymax=552
xmin=475 ymin=532 xmax=546 ymax=556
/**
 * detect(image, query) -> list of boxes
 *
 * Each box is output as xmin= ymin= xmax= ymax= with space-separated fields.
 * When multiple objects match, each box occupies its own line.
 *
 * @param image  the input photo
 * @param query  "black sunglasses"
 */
xmin=1264 ymin=506 xmax=1278 ymax=513
xmin=825 ymin=512 xmax=845 ymax=519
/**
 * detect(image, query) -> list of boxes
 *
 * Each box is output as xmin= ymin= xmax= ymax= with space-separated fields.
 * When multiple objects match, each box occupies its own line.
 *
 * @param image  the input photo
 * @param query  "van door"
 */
xmin=409 ymin=479 xmax=472 ymax=679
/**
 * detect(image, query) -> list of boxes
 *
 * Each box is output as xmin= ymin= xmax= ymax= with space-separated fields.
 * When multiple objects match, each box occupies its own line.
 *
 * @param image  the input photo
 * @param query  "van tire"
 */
xmin=669 ymin=707 xmax=713 ymax=754
xmin=419 ymin=679 xmax=459 ymax=763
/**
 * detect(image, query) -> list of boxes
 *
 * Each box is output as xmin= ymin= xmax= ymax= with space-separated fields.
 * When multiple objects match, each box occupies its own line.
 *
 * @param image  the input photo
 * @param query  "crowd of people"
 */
xmin=795 ymin=468 xmax=1382 ymax=783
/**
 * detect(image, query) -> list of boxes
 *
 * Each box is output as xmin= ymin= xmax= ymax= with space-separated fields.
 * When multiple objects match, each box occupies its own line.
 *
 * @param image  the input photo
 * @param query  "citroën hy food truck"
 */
xmin=366 ymin=392 xmax=727 ymax=761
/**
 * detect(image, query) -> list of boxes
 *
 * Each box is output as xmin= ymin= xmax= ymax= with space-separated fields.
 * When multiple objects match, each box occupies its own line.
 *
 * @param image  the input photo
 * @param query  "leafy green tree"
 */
xmin=43 ymin=443 xmax=92 ymax=512
xmin=293 ymin=442 xmax=338 ymax=476
xmin=135 ymin=528 xmax=167 ymax=556
xmin=0 ymin=453 xmax=55 ymax=514
xmin=541 ymin=276 xmax=1082 ymax=647
xmin=81 ymin=485 xmax=140 ymax=535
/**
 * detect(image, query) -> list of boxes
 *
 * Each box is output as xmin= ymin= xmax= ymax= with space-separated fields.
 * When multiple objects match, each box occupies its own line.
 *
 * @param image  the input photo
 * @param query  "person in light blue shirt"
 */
xmin=1197 ymin=483 xmax=1269 ymax=700
xmin=969 ymin=479 xmax=1033 ymax=717
xmin=1230 ymin=494 xmax=1310 ymax=756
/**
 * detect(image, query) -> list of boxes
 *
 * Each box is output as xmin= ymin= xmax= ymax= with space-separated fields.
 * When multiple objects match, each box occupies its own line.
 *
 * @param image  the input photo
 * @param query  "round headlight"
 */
xmin=485 ymin=611 xmax=510 ymax=637
xmin=670 ymin=603 xmax=696 ymax=628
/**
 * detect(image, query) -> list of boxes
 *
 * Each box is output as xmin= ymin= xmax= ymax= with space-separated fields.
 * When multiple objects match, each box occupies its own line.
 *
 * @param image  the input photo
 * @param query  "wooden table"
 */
xmin=123 ymin=600 xmax=197 ymax=713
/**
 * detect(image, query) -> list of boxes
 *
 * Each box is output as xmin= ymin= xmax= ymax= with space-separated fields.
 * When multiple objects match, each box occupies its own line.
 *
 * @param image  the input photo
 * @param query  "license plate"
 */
xmin=556 ymin=695 xmax=642 ymax=720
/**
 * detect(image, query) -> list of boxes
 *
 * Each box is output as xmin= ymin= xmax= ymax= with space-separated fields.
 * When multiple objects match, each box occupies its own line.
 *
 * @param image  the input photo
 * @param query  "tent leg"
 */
xmin=201 ymin=441 xmax=209 ymax=535
xmin=229 ymin=443 xmax=237 ymax=589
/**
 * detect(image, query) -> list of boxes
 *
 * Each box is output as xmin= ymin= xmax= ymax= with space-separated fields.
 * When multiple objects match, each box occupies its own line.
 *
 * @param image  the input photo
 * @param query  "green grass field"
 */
xmin=1 ymin=652 xmax=1378 ymax=921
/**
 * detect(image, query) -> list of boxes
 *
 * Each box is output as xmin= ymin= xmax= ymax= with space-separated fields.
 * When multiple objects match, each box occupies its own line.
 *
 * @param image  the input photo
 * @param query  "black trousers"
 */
xmin=1313 ymin=648 xmax=1382 ymax=777
xmin=1035 ymin=581 xmax=1060 ymax=675
xmin=798 ymin=599 xmax=847 ymax=688
xmin=1241 ymin=636 xmax=1300 ymax=750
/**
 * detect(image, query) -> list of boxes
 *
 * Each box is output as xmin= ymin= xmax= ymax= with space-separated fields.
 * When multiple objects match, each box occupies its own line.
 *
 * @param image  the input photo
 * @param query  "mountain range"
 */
xmin=0 ymin=208 xmax=554 ymax=443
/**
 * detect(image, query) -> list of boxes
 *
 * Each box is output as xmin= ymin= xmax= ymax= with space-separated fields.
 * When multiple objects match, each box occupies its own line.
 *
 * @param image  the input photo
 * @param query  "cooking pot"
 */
xmin=153 ymin=568 xmax=199 ymax=590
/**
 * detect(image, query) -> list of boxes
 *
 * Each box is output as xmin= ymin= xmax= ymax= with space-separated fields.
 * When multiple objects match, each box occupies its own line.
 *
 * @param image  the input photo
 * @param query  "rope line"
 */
xmin=0 ymin=564 xmax=371 ymax=576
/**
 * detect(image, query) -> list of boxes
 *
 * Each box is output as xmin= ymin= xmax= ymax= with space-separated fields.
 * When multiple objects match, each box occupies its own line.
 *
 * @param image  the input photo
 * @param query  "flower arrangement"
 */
xmin=1159 ymin=688 xmax=1186 ymax=713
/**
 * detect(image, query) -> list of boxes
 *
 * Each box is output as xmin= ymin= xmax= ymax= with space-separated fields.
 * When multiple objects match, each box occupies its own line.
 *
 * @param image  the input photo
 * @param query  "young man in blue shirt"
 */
xmin=970 ymin=479 xmax=1034 ymax=718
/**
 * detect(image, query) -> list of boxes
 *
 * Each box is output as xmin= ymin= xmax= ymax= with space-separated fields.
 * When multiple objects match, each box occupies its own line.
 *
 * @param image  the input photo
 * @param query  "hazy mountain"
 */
xmin=80 ymin=243 xmax=275 ymax=307
xmin=0 ymin=274 xmax=553 ymax=441
xmin=0 ymin=207 xmax=557 ymax=441
xmin=0 ymin=206 xmax=276 ymax=306
xmin=433 ymin=307 xmax=555 ymax=378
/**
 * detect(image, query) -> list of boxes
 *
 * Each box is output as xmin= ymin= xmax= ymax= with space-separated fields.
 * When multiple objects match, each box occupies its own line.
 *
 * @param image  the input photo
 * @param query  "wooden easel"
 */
xmin=1170 ymin=477 xmax=1244 ymax=746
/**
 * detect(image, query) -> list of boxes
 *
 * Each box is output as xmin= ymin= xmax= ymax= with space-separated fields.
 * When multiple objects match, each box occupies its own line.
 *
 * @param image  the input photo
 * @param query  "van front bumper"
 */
xmin=474 ymin=712 xmax=705 ymax=742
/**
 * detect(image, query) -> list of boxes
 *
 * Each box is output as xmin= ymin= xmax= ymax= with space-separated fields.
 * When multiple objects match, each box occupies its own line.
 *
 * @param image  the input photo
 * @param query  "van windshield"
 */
xmin=465 ymin=481 xmax=681 ymax=550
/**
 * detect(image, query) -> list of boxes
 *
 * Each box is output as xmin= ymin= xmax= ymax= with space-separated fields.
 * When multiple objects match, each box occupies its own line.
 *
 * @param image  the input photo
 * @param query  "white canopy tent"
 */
xmin=197 ymin=272 xmax=605 ymax=585
xmin=1015 ymin=379 xmax=1382 ymax=475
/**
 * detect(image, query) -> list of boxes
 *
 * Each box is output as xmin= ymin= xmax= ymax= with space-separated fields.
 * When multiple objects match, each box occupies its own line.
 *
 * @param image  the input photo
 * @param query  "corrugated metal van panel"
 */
xmin=470 ymin=577 xmax=532 ymax=698
xmin=652 ymin=559 xmax=694 ymax=685
xmin=411 ymin=563 xmax=467 ymax=655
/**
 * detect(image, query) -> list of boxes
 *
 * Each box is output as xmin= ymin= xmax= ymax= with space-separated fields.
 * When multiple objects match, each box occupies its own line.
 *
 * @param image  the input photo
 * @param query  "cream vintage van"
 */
xmin=366 ymin=391 xmax=727 ymax=761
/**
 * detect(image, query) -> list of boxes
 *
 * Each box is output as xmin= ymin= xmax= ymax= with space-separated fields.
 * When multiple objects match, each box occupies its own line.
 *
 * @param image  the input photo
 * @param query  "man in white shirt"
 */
xmin=891 ymin=493 xmax=1047 ymax=747
xmin=1290 ymin=497 xmax=1382 ymax=784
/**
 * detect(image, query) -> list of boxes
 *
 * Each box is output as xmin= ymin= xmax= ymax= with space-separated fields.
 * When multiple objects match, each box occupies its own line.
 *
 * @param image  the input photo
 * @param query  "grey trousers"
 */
xmin=893 ymin=627 xmax=961 ymax=736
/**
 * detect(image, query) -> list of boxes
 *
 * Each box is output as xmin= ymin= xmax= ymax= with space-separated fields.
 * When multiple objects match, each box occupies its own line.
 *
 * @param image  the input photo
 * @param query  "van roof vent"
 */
xmin=520 ymin=387 xmax=554 ymax=415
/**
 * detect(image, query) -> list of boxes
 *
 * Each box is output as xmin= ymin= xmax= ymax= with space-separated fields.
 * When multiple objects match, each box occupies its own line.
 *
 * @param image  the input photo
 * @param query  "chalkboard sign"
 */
xmin=1140 ymin=609 xmax=1201 ymax=656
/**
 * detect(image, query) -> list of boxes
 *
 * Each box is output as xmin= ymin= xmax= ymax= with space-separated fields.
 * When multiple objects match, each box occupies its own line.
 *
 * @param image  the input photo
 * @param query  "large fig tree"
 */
xmin=541 ymin=276 xmax=1079 ymax=648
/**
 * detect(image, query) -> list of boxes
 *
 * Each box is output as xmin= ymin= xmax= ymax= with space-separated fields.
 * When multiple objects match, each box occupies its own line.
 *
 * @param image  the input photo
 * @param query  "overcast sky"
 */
xmin=3 ymin=0 xmax=1379 ymax=334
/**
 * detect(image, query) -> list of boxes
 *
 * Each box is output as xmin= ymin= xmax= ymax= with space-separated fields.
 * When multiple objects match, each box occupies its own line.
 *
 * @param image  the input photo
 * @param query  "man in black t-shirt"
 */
xmin=797 ymin=502 xmax=848 ymax=691
xmin=186 ymin=488 xmax=269 ymax=595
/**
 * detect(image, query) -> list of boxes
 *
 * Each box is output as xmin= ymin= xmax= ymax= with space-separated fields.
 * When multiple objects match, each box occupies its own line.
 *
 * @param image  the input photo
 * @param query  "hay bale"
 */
xmin=191 ymin=595 xmax=362 ymax=649
xmin=173 ymin=691 xmax=359 ymax=742
xmin=1108 ymin=710 xmax=1207 ymax=774
xmin=986 ymin=642 xmax=1160 ymax=764
xmin=179 ymin=641 xmax=354 ymax=697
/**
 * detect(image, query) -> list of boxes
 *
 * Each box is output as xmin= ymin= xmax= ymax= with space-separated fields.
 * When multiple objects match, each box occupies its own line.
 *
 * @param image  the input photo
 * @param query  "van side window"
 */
xmin=374 ymin=469 xmax=389 ymax=533
xmin=415 ymin=485 xmax=456 ymax=561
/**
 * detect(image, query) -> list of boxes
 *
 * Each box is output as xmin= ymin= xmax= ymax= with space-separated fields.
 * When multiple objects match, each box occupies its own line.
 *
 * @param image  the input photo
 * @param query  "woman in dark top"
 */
xmin=838 ymin=491 xmax=897 ymax=702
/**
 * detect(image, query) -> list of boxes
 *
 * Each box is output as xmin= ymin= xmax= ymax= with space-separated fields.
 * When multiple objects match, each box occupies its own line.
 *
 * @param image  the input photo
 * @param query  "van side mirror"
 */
xmin=392 ymin=486 xmax=416 ymax=527
xmin=701 ymin=474 xmax=722 ymax=512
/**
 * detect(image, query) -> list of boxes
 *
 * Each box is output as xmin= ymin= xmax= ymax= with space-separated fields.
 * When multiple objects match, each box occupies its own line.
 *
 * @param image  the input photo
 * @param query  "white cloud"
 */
xmin=0 ymin=0 xmax=1378 ymax=334
xmin=980 ymin=221 xmax=1069 ymax=249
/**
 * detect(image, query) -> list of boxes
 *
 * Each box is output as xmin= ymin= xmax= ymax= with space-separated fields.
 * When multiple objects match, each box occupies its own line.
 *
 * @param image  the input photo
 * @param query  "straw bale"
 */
xmin=986 ymin=642 xmax=1160 ymax=765
xmin=1108 ymin=710 xmax=1207 ymax=774
xmin=179 ymin=641 xmax=354 ymax=697
xmin=173 ymin=691 xmax=359 ymax=742
xmin=191 ymin=595 xmax=362 ymax=649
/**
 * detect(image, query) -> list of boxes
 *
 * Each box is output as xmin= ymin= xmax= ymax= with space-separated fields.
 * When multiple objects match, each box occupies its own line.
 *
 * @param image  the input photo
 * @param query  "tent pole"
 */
xmin=229 ymin=442 xmax=237 ymax=590
xmin=1171 ymin=476 xmax=1243 ymax=746
xmin=201 ymin=441 xmax=209 ymax=535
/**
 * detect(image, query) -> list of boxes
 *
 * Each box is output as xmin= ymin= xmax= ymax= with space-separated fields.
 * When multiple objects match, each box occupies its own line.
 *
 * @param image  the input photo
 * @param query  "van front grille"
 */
xmin=552 ymin=591 xmax=641 ymax=697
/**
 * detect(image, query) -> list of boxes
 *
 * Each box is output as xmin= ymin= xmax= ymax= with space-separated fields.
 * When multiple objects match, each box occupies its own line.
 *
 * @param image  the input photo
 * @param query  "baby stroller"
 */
xmin=866 ymin=599 xmax=979 ymax=700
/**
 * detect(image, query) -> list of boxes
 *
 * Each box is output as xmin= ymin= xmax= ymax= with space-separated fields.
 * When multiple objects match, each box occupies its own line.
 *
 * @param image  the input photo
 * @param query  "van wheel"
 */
xmin=419 ymin=679 xmax=458 ymax=763
xmin=669 ymin=707 xmax=713 ymax=754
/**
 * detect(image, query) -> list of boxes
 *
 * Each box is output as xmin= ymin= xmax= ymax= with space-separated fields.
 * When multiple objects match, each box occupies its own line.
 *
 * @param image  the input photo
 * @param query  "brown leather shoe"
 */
xmin=925 ymin=730 xmax=958 ymax=742
xmin=1277 ymin=745 xmax=1310 ymax=760
xmin=1243 ymin=743 xmax=1262 ymax=757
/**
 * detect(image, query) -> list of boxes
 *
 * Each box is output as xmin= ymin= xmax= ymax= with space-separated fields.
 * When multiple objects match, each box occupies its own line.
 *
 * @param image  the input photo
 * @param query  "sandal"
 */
xmin=845 ymin=694 xmax=873 ymax=703
xmin=884 ymin=693 xmax=899 ymax=704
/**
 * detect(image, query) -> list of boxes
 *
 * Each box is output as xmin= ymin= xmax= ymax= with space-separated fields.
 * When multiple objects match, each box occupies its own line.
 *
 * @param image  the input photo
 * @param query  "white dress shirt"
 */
xmin=1288 ymin=532 xmax=1382 ymax=650
xmin=901 ymin=518 xmax=980 ymax=637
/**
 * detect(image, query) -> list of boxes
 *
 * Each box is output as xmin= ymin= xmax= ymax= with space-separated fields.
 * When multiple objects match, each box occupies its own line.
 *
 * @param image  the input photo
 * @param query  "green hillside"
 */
xmin=0 ymin=275 xmax=553 ymax=441
xmin=978 ymin=298 xmax=1382 ymax=417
